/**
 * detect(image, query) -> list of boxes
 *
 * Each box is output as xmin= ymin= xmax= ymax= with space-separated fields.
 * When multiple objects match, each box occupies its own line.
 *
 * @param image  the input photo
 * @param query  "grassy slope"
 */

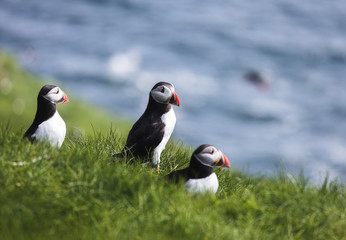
xmin=0 ymin=51 xmax=345 ymax=240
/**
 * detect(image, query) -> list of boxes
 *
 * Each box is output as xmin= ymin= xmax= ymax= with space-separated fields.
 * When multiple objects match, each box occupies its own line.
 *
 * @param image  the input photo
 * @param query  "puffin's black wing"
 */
xmin=23 ymin=93 xmax=56 ymax=143
xmin=166 ymin=167 xmax=190 ymax=184
xmin=124 ymin=115 xmax=165 ymax=157
xmin=23 ymin=124 xmax=38 ymax=143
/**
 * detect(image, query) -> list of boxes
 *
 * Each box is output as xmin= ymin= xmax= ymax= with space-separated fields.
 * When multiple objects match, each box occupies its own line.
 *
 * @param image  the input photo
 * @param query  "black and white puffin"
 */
xmin=24 ymin=84 xmax=69 ymax=148
xmin=166 ymin=144 xmax=230 ymax=193
xmin=121 ymin=82 xmax=180 ymax=172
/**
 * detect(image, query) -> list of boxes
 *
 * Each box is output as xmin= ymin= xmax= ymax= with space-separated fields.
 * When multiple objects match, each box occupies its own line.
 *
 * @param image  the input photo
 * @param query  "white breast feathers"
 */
xmin=185 ymin=173 xmax=219 ymax=194
xmin=152 ymin=108 xmax=176 ymax=165
xmin=34 ymin=111 xmax=66 ymax=148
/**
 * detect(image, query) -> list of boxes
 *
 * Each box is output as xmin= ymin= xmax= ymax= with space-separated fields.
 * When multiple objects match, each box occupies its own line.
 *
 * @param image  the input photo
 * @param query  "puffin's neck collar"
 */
xmin=145 ymin=95 xmax=171 ymax=114
xmin=34 ymin=95 xmax=57 ymax=123
xmin=189 ymin=155 xmax=214 ymax=178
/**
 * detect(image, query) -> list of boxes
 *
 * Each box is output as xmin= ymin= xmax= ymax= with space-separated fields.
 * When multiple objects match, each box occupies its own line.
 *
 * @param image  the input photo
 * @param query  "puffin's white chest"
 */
xmin=152 ymin=108 xmax=176 ymax=165
xmin=35 ymin=111 xmax=66 ymax=148
xmin=185 ymin=173 xmax=219 ymax=194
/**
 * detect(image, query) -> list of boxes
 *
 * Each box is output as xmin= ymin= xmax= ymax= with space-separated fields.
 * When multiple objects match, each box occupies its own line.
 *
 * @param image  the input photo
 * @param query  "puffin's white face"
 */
xmin=150 ymin=83 xmax=180 ymax=106
xmin=43 ymin=87 xmax=69 ymax=104
xmin=194 ymin=145 xmax=230 ymax=168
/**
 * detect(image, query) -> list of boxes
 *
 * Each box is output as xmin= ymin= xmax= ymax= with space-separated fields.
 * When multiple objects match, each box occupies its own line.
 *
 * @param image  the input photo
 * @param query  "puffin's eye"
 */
xmin=210 ymin=149 xmax=214 ymax=154
xmin=160 ymin=88 xmax=165 ymax=93
xmin=56 ymin=89 xmax=59 ymax=94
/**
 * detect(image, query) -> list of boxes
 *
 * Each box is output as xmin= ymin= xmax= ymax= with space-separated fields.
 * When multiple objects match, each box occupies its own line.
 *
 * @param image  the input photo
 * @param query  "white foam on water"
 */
xmin=108 ymin=50 xmax=142 ymax=80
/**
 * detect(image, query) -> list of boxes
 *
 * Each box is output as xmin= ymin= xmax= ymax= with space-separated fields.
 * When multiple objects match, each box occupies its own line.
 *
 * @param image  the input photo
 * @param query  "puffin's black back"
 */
xmin=23 ymin=85 xmax=57 ymax=141
xmin=123 ymin=82 xmax=173 ymax=158
xmin=166 ymin=145 xmax=215 ymax=183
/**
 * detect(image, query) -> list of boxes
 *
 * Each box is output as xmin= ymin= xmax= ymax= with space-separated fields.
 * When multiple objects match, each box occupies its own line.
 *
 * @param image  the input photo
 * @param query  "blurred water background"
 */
xmin=1 ymin=0 xmax=346 ymax=182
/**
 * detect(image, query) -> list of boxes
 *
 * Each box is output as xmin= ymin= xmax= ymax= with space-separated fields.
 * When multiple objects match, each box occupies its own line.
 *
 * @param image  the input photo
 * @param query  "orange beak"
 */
xmin=61 ymin=92 xmax=69 ymax=104
xmin=220 ymin=152 xmax=230 ymax=168
xmin=169 ymin=92 xmax=180 ymax=106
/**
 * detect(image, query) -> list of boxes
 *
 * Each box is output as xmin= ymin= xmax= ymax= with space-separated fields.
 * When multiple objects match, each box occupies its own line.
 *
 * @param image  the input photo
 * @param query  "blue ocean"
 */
xmin=1 ymin=0 xmax=346 ymax=182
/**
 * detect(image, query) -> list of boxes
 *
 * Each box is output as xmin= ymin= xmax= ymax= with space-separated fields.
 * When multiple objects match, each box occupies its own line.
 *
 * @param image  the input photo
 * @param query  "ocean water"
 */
xmin=1 ymin=0 xmax=346 ymax=182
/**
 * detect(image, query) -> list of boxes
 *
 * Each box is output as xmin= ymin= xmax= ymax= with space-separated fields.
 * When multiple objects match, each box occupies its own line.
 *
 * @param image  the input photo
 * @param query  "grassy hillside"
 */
xmin=0 ymin=51 xmax=345 ymax=240
xmin=1 ymin=127 xmax=345 ymax=240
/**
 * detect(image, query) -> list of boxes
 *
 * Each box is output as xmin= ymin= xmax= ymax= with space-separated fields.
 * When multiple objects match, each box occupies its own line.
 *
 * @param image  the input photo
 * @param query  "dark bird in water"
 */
xmin=244 ymin=70 xmax=269 ymax=90
xmin=166 ymin=144 xmax=230 ymax=193
xmin=24 ymin=84 xmax=69 ymax=148
xmin=118 ymin=82 xmax=180 ymax=173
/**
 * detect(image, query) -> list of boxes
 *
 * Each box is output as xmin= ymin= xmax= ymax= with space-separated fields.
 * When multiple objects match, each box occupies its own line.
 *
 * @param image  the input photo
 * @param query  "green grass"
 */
xmin=0 ymin=50 xmax=346 ymax=240
xmin=0 ymin=127 xmax=345 ymax=240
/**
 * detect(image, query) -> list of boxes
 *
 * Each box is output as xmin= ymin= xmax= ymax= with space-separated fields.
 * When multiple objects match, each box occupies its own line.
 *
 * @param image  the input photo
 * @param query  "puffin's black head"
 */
xmin=150 ymin=82 xmax=180 ymax=106
xmin=38 ymin=85 xmax=69 ymax=105
xmin=192 ymin=144 xmax=230 ymax=168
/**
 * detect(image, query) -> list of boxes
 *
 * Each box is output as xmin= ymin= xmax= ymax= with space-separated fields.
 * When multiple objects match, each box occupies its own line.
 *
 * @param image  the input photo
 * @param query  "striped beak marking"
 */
xmin=59 ymin=92 xmax=69 ymax=104
xmin=169 ymin=92 xmax=180 ymax=106
xmin=214 ymin=152 xmax=230 ymax=168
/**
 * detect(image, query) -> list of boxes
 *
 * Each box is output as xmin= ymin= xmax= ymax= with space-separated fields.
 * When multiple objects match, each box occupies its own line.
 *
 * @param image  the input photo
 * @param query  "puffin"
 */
xmin=120 ymin=82 xmax=180 ymax=173
xmin=24 ymin=84 xmax=69 ymax=148
xmin=166 ymin=144 xmax=230 ymax=193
